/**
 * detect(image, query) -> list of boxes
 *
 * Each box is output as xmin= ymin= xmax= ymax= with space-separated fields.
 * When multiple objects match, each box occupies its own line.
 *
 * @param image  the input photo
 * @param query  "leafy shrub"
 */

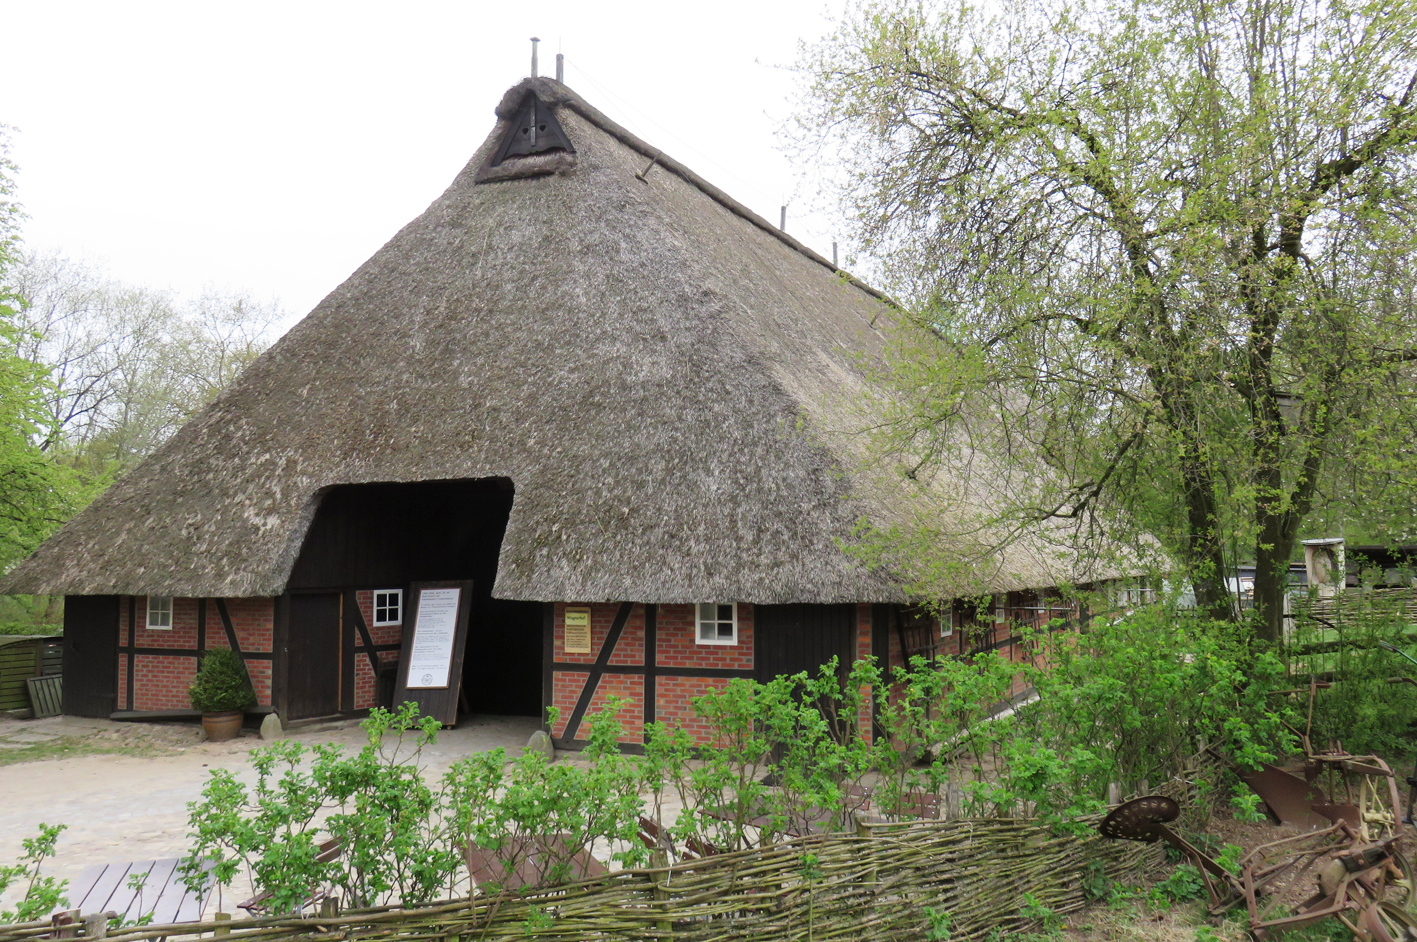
xmin=183 ymin=704 xmax=455 ymax=910
xmin=446 ymin=699 xmax=648 ymax=889
xmin=188 ymin=648 xmax=256 ymax=713
xmin=1288 ymin=600 xmax=1417 ymax=756
xmin=0 ymin=824 xmax=68 ymax=922
xmin=1150 ymin=864 xmax=1206 ymax=903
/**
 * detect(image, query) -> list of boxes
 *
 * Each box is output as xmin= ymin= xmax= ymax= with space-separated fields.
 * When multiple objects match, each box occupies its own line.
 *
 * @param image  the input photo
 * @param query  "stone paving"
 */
xmin=0 ymin=713 xmax=541 ymax=913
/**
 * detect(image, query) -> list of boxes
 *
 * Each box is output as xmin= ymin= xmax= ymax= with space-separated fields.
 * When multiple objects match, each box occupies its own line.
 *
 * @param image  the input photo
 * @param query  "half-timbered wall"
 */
xmin=115 ymin=596 xmax=275 ymax=712
xmin=549 ymin=602 xmax=878 ymax=748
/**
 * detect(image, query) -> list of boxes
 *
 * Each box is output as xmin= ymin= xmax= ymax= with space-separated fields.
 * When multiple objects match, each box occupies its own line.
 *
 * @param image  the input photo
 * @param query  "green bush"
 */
xmin=1288 ymin=599 xmax=1417 ymax=756
xmin=0 ymin=824 xmax=68 ymax=922
xmin=187 ymin=648 xmax=256 ymax=713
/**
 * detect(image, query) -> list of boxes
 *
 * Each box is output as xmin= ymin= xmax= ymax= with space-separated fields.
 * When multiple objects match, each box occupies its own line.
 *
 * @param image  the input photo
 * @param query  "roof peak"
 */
xmin=487 ymin=77 xmax=892 ymax=307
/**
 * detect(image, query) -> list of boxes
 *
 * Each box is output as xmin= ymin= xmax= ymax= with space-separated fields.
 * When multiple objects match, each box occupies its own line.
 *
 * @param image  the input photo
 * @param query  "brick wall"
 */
xmin=354 ymin=590 xmax=404 ymax=710
xmin=116 ymin=596 xmax=275 ymax=711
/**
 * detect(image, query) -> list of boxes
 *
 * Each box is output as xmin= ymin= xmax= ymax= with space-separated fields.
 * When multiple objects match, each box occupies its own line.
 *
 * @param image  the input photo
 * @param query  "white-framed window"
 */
xmin=940 ymin=611 xmax=954 ymax=638
xmin=146 ymin=596 xmax=173 ymax=630
xmin=696 ymin=603 xmax=738 ymax=645
xmin=373 ymin=589 xmax=403 ymax=626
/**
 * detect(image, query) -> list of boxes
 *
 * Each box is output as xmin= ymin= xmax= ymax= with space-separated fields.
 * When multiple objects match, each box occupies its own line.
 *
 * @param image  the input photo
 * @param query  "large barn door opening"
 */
xmin=284 ymin=477 xmax=543 ymax=724
xmin=287 ymin=592 xmax=341 ymax=720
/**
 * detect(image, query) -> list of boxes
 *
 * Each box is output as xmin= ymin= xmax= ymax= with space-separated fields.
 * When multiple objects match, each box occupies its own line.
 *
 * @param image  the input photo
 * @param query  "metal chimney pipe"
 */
xmin=832 ymin=241 xmax=838 ymax=268
xmin=556 ymin=53 xmax=564 ymax=82
xmin=531 ymin=37 xmax=540 ymax=78
xmin=780 ymin=206 xmax=786 ymax=231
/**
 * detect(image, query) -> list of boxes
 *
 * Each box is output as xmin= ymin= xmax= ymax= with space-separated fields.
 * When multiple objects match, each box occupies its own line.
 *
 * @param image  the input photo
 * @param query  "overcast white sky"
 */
xmin=5 ymin=1 xmax=851 ymax=328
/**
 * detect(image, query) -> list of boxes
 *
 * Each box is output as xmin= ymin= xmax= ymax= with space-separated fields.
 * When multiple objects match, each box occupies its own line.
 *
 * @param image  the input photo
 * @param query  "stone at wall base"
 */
xmin=260 ymin=713 xmax=284 ymax=741
xmin=525 ymin=729 xmax=554 ymax=762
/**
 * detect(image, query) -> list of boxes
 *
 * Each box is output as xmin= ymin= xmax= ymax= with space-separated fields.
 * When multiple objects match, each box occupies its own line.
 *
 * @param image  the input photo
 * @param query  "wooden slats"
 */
xmin=25 ymin=675 xmax=62 ymax=718
xmin=65 ymin=858 xmax=212 ymax=924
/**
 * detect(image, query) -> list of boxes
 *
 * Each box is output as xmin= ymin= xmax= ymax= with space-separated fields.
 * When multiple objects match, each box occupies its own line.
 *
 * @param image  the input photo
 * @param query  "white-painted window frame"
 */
xmin=373 ymin=589 xmax=403 ymax=627
xmin=146 ymin=596 xmax=173 ymax=630
xmin=695 ymin=602 xmax=738 ymax=646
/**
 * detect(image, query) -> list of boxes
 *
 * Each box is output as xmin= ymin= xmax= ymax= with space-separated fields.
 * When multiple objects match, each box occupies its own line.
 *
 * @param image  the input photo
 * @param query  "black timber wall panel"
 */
xmin=62 ymin=595 xmax=119 ymax=717
xmin=286 ymin=478 xmax=514 ymax=590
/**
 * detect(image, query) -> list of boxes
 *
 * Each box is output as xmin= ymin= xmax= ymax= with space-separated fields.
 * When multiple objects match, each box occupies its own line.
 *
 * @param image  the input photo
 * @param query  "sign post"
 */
xmin=391 ymin=581 xmax=474 ymax=726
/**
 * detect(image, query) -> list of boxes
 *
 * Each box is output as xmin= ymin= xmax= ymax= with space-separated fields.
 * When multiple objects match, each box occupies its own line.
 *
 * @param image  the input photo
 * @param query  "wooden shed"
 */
xmin=1 ymin=77 xmax=1121 ymax=742
xmin=0 ymin=635 xmax=62 ymax=713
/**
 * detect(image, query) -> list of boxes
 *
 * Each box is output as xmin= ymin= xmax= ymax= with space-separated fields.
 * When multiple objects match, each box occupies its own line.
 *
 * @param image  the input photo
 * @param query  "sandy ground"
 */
xmin=0 ymin=712 xmax=541 ymax=910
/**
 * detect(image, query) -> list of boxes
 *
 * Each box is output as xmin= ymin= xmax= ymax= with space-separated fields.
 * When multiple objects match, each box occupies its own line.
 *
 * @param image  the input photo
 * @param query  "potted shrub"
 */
xmin=189 ymin=648 xmax=256 ymax=741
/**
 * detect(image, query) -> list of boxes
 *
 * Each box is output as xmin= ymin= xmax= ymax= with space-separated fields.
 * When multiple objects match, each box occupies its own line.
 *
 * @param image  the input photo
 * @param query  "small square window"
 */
xmin=939 ymin=613 xmax=954 ymax=638
xmin=373 ymin=590 xmax=402 ymax=627
xmin=146 ymin=596 xmax=173 ymax=630
xmin=696 ymin=602 xmax=737 ymax=645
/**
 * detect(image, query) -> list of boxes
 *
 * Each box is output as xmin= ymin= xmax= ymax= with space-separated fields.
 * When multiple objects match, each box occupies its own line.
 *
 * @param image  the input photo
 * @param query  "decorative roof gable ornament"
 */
xmin=491 ymin=93 xmax=574 ymax=166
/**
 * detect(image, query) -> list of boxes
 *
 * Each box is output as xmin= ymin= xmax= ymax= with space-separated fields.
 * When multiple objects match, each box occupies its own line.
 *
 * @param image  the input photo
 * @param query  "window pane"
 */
xmin=717 ymin=622 xmax=732 ymax=639
xmin=717 ymin=604 xmax=733 ymax=622
xmin=699 ymin=603 xmax=714 ymax=621
xmin=699 ymin=623 xmax=714 ymax=641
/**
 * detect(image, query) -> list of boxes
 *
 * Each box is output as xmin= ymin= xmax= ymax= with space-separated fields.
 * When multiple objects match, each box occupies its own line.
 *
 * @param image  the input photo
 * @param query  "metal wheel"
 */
xmin=1361 ymin=900 xmax=1417 ymax=942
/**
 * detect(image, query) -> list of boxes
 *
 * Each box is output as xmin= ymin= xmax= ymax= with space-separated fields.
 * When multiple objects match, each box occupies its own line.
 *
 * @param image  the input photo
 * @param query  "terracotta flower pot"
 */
xmin=202 ymin=710 xmax=244 ymax=742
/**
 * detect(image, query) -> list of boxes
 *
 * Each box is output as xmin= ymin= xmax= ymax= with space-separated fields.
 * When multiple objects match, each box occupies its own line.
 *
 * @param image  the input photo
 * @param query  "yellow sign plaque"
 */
xmin=564 ymin=607 xmax=592 ymax=654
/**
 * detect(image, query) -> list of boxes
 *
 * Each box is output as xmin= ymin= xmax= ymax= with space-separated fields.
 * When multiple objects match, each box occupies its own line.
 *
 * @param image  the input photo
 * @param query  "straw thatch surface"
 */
xmin=4 ymin=78 xmax=1107 ymax=602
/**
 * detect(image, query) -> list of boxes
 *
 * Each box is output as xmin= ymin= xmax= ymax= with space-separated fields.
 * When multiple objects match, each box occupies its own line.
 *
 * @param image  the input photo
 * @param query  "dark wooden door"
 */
xmin=62 ymin=595 xmax=119 ymax=717
xmin=754 ymin=604 xmax=856 ymax=684
xmin=288 ymin=592 xmax=341 ymax=720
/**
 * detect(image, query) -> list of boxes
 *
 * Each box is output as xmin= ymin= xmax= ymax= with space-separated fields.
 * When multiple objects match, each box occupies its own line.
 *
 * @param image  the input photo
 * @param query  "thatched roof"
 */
xmin=3 ymin=78 xmax=1103 ymax=603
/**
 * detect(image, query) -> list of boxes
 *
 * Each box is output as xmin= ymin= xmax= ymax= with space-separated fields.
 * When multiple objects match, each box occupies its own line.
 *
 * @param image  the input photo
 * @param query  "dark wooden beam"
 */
xmin=642 ymin=603 xmax=657 ymax=741
xmin=126 ymin=597 xmax=135 ymax=711
xmin=541 ymin=603 xmax=554 ymax=732
xmin=561 ymin=602 xmax=633 ymax=741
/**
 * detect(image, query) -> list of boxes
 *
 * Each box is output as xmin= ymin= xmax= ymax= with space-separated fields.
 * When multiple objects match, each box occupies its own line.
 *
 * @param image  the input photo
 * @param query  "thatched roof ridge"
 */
xmin=2 ymin=78 xmax=1099 ymax=602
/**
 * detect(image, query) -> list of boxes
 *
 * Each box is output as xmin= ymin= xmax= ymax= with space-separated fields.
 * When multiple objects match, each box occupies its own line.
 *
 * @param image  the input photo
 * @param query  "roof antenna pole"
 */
xmin=832 ymin=241 xmax=838 ymax=268
xmin=556 ymin=53 xmax=564 ymax=82
xmin=780 ymin=205 xmax=787 ymax=231
xmin=530 ymin=37 xmax=540 ymax=78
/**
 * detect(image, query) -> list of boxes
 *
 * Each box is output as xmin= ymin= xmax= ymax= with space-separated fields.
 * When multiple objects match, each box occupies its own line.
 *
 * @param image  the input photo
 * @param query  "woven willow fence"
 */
xmin=0 ymin=816 xmax=1166 ymax=942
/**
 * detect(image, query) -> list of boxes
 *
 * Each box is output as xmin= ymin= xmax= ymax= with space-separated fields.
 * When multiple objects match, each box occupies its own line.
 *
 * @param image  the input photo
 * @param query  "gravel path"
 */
xmin=0 ymin=713 xmax=540 ymax=912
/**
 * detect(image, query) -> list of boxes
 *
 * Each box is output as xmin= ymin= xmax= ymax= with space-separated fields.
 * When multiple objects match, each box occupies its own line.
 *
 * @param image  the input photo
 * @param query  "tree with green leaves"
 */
xmin=0 ymin=128 xmax=89 ymax=574
xmin=798 ymin=0 xmax=1417 ymax=641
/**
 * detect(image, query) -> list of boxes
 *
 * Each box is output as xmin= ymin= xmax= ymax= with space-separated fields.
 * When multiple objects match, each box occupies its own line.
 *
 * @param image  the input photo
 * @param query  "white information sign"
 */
xmin=404 ymin=588 xmax=462 ymax=689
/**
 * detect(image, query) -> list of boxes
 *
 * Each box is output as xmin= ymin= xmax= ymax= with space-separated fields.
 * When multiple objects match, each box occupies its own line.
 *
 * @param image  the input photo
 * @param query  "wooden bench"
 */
xmin=64 ymin=857 xmax=214 ymax=925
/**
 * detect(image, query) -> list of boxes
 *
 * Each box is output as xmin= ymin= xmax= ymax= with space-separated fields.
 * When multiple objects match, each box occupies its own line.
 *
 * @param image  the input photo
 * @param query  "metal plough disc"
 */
xmin=1099 ymin=796 xmax=1182 ymax=842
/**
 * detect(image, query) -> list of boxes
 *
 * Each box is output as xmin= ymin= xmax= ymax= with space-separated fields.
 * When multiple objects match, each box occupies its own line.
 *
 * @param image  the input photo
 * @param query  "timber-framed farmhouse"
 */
xmin=2 ymin=78 xmax=1113 ymax=746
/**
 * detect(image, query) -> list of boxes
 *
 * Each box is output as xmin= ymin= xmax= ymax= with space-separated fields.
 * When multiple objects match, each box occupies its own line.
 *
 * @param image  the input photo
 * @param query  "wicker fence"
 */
xmin=0 ymin=815 xmax=1165 ymax=942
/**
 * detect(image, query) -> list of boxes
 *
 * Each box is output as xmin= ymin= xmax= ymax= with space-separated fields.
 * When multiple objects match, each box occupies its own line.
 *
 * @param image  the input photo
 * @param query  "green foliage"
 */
xmin=446 ymin=698 xmax=648 ymax=891
xmin=797 ymin=0 xmax=1417 ymax=641
xmin=187 ymin=648 xmax=256 ymax=713
xmin=1018 ymin=892 xmax=1061 ymax=933
xmin=176 ymin=612 xmax=1297 ymax=912
xmin=1079 ymin=860 xmax=1116 ymax=903
xmin=0 ymin=129 xmax=93 ymax=572
xmin=1289 ymin=602 xmax=1417 ymax=755
xmin=1229 ymin=789 xmax=1268 ymax=824
xmin=0 ymin=823 xmax=68 ymax=922
xmin=923 ymin=906 xmax=952 ymax=941
xmin=1150 ymin=864 xmax=1207 ymax=904
xmin=1216 ymin=844 xmax=1245 ymax=877
xmin=183 ymin=705 xmax=454 ymax=910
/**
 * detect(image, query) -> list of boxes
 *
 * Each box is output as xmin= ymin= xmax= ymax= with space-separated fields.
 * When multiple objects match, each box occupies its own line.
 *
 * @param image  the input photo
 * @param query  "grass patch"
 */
xmin=0 ymin=734 xmax=180 ymax=767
